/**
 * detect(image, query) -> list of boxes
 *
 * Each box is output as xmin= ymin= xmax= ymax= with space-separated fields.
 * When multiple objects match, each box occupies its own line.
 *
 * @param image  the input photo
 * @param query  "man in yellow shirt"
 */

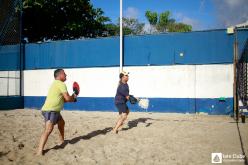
xmin=37 ymin=69 xmax=77 ymax=155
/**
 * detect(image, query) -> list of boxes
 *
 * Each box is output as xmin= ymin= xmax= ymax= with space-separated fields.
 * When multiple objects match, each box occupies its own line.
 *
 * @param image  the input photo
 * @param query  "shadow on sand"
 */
xmin=44 ymin=117 xmax=155 ymax=154
xmin=43 ymin=127 xmax=112 ymax=154
xmin=121 ymin=117 xmax=154 ymax=131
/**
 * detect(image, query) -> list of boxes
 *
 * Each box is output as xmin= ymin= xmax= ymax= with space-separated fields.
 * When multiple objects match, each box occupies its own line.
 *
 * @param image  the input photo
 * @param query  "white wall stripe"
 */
xmin=22 ymin=64 xmax=233 ymax=98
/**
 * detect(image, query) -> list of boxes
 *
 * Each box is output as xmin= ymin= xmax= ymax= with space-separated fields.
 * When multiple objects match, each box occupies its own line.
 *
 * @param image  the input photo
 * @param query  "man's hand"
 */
xmin=73 ymin=93 xmax=77 ymax=102
xmin=73 ymin=88 xmax=79 ymax=95
xmin=63 ymin=92 xmax=77 ymax=102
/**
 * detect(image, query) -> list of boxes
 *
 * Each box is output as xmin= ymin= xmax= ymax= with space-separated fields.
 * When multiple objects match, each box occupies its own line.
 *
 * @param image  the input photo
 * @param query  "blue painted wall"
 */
xmin=0 ymin=96 xmax=23 ymax=110
xmin=24 ymin=37 xmax=120 ymax=69
xmin=125 ymin=30 xmax=235 ymax=65
xmin=1 ymin=29 xmax=246 ymax=113
xmin=237 ymin=30 xmax=248 ymax=59
xmin=24 ymin=96 xmax=233 ymax=115
xmin=1 ymin=29 xmax=247 ymax=70
xmin=23 ymin=29 xmax=248 ymax=69
xmin=0 ymin=45 xmax=20 ymax=71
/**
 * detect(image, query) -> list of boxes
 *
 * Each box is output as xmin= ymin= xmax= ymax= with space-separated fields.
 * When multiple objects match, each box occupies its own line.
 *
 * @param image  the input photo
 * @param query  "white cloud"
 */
xmin=124 ymin=7 xmax=139 ymax=19
xmin=212 ymin=0 xmax=248 ymax=28
xmin=225 ymin=0 xmax=242 ymax=7
xmin=174 ymin=12 xmax=202 ymax=30
xmin=182 ymin=17 xmax=199 ymax=27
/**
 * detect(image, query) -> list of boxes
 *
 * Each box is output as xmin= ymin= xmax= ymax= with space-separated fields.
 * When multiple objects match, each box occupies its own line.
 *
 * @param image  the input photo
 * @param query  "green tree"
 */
xmin=145 ymin=11 xmax=158 ymax=33
xmin=157 ymin=11 xmax=176 ymax=32
xmin=168 ymin=23 xmax=192 ymax=32
xmin=104 ymin=17 xmax=145 ymax=36
xmin=145 ymin=10 xmax=192 ymax=33
xmin=145 ymin=11 xmax=158 ymax=26
xmin=122 ymin=18 xmax=144 ymax=35
xmin=104 ymin=23 xmax=119 ymax=36
xmin=22 ymin=0 xmax=110 ymax=42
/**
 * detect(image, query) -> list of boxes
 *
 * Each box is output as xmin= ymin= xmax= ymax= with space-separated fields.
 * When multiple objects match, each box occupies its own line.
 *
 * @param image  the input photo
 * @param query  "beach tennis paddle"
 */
xmin=129 ymin=95 xmax=138 ymax=104
xmin=129 ymin=95 xmax=149 ymax=110
xmin=138 ymin=98 xmax=149 ymax=110
xmin=73 ymin=82 xmax=80 ymax=102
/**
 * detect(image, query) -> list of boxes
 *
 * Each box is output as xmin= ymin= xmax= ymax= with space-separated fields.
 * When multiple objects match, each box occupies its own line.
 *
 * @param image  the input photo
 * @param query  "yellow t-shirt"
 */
xmin=42 ymin=80 xmax=68 ymax=112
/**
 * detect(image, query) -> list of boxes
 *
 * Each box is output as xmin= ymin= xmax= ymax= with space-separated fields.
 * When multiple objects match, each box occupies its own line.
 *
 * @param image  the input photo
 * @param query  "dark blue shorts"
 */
xmin=115 ymin=104 xmax=129 ymax=115
xmin=42 ymin=111 xmax=62 ymax=124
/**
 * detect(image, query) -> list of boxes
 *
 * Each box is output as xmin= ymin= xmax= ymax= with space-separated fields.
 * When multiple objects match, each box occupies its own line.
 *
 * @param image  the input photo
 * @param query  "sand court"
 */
xmin=0 ymin=109 xmax=247 ymax=165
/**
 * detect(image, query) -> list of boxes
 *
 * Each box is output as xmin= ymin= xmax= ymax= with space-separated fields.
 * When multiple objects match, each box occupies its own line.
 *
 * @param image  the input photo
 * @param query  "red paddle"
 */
xmin=73 ymin=82 xmax=80 ymax=95
xmin=72 ymin=82 xmax=80 ymax=102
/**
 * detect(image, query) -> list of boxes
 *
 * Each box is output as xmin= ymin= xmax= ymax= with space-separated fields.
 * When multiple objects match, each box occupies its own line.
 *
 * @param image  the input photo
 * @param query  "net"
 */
xmin=0 ymin=0 xmax=22 ymax=97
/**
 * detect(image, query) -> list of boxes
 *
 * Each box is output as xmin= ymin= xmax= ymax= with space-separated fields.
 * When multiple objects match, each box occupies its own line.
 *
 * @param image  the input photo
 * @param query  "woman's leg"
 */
xmin=113 ymin=113 xmax=127 ymax=133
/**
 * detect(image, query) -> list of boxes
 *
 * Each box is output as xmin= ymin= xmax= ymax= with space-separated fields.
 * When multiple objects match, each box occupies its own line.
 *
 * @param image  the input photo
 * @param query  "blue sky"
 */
xmin=90 ymin=0 xmax=248 ymax=31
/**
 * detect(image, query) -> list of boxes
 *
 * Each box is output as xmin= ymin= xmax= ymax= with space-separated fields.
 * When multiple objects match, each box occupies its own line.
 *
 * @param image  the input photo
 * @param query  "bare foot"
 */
xmin=36 ymin=150 xmax=43 ymax=156
xmin=117 ymin=125 xmax=123 ymax=131
xmin=58 ymin=140 xmax=64 ymax=146
xmin=112 ymin=129 xmax=118 ymax=134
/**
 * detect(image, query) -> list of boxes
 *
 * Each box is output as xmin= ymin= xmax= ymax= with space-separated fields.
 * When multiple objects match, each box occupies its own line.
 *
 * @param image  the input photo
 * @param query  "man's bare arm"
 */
xmin=62 ymin=92 xmax=76 ymax=102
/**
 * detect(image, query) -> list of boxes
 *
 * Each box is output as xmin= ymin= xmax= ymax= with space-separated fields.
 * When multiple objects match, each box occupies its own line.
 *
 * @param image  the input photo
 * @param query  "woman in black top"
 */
xmin=113 ymin=71 xmax=130 ymax=133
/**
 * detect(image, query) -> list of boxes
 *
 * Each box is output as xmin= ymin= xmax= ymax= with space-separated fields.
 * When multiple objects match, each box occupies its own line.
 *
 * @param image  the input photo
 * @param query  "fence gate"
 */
xmin=237 ymin=36 xmax=248 ymax=122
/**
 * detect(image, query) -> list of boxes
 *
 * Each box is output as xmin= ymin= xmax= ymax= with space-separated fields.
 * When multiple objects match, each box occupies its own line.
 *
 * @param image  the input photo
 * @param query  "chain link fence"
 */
xmin=237 ymin=39 xmax=248 ymax=107
xmin=0 ymin=0 xmax=23 ymax=97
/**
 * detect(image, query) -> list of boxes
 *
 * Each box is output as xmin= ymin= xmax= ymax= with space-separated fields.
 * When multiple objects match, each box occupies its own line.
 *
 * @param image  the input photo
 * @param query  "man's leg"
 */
xmin=57 ymin=117 xmax=65 ymax=144
xmin=37 ymin=121 xmax=54 ymax=155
